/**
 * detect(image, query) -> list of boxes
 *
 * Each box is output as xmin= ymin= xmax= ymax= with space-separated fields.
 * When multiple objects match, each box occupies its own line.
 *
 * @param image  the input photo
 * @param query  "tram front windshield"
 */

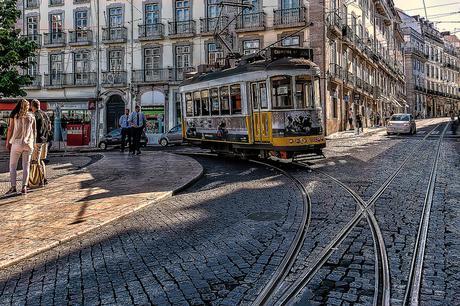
xmin=271 ymin=75 xmax=320 ymax=110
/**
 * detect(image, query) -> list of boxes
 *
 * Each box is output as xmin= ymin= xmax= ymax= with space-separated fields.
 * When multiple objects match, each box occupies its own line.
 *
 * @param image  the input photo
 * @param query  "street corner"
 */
xmin=0 ymin=151 xmax=203 ymax=269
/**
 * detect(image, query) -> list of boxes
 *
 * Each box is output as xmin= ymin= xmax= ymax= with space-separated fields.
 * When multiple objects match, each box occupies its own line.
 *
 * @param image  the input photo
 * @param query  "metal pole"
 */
xmin=95 ymin=0 xmax=101 ymax=146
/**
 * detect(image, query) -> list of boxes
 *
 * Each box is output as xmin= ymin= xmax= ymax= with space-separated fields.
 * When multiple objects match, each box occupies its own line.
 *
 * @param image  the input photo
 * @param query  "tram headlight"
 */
xmin=289 ymin=139 xmax=294 ymax=144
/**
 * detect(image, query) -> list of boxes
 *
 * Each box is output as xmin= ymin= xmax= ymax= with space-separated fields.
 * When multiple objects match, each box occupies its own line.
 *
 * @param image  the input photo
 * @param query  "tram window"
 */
xmin=314 ymin=78 xmax=320 ymax=108
xmin=271 ymin=76 xmax=293 ymax=109
xmin=220 ymin=86 xmax=230 ymax=115
xmin=260 ymin=82 xmax=268 ymax=109
xmin=201 ymin=89 xmax=210 ymax=116
xmin=230 ymin=84 xmax=242 ymax=114
xmin=185 ymin=92 xmax=193 ymax=116
xmin=193 ymin=91 xmax=201 ymax=116
xmin=295 ymin=76 xmax=313 ymax=109
xmin=210 ymin=88 xmax=220 ymax=115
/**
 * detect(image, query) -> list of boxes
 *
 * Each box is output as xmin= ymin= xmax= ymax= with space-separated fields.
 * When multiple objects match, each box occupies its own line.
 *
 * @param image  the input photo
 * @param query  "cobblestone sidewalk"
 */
xmin=0 ymin=152 xmax=202 ymax=269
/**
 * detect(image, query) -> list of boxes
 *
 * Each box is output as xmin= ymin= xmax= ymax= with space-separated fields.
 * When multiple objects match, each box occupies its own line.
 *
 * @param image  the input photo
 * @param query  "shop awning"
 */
xmin=0 ymin=100 xmax=48 ymax=110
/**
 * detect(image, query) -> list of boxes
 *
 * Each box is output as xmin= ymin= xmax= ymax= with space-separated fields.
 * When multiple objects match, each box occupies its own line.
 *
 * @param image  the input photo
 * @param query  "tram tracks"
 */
xmin=264 ymin=123 xmax=445 ymax=306
xmin=403 ymin=122 xmax=449 ymax=306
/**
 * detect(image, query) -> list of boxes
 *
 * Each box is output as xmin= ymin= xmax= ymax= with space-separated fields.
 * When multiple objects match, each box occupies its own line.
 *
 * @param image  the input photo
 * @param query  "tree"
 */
xmin=0 ymin=0 xmax=37 ymax=97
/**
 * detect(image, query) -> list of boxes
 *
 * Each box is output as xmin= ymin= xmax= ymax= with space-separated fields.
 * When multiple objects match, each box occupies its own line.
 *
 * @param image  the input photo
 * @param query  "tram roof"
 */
xmin=181 ymin=57 xmax=319 ymax=86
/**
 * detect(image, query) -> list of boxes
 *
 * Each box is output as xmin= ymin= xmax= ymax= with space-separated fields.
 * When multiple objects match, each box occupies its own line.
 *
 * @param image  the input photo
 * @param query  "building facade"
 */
xmin=310 ymin=0 xmax=406 ymax=135
xmin=399 ymin=14 xmax=460 ymax=118
xmin=17 ymin=0 xmax=312 ymax=145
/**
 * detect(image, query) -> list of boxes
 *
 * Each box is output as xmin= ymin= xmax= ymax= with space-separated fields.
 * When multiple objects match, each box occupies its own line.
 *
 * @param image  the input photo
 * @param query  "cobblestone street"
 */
xmin=0 ymin=118 xmax=458 ymax=305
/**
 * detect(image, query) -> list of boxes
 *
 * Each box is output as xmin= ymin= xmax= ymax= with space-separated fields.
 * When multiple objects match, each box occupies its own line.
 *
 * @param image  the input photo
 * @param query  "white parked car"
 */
xmin=387 ymin=113 xmax=416 ymax=135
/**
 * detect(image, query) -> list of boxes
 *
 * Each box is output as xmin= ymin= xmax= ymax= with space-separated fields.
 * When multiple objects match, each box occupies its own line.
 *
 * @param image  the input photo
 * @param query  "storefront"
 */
xmin=141 ymin=90 xmax=166 ymax=145
xmin=0 ymin=100 xmax=48 ymax=138
xmin=48 ymin=102 xmax=92 ymax=146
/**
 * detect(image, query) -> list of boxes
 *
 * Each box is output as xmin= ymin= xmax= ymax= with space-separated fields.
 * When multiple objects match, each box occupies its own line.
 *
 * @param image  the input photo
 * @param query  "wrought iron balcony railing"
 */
xmin=43 ymin=32 xmax=66 ymax=47
xmin=63 ymin=72 xmax=97 ymax=86
xmin=236 ymin=12 xmax=265 ymax=31
xmin=44 ymin=73 xmax=64 ymax=87
xmin=68 ymin=30 xmax=93 ymax=45
xmin=329 ymin=63 xmax=342 ymax=79
xmin=138 ymin=23 xmax=165 ymax=40
xmin=132 ymin=69 xmax=172 ymax=84
xmin=25 ymin=0 xmax=39 ymax=9
xmin=101 ymin=71 xmax=127 ymax=86
xmin=23 ymin=74 xmax=42 ymax=89
xmin=273 ymin=7 xmax=308 ymax=28
xmin=168 ymin=20 xmax=196 ymax=37
xmin=102 ymin=27 xmax=127 ymax=43
xmin=23 ymin=34 xmax=41 ymax=47
xmin=49 ymin=0 xmax=63 ymax=6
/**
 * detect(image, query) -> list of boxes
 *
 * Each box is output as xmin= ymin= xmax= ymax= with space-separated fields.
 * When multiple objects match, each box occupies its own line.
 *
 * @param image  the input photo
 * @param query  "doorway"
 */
xmin=106 ymin=95 xmax=125 ymax=132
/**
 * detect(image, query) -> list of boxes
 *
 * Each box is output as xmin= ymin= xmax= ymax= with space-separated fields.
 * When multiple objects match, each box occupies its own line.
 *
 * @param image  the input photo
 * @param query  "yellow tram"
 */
xmin=179 ymin=47 xmax=325 ymax=160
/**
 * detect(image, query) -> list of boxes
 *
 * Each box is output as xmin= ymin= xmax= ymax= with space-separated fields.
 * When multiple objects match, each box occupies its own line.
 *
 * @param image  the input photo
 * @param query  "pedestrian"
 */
xmin=376 ymin=112 xmax=381 ymax=127
xmin=128 ymin=105 xmax=146 ymax=155
xmin=348 ymin=108 xmax=353 ymax=130
xmin=28 ymin=99 xmax=51 ymax=188
xmin=5 ymin=99 xmax=36 ymax=195
xmin=119 ymin=108 xmax=131 ymax=152
xmin=0 ymin=124 xmax=4 ymax=144
xmin=356 ymin=113 xmax=363 ymax=134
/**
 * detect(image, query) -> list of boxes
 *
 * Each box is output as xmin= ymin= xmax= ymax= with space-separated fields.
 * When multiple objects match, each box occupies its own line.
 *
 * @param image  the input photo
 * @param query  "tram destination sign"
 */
xmin=270 ymin=47 xmax=314 ymax=61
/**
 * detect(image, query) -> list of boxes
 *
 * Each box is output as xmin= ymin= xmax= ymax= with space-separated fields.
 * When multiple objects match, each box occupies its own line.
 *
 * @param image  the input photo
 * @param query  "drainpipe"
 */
xmin=323 ymin=1 xmax=328 ymax=136
xmin=95 ymin=0 xmax=101 ymax=146
xmin=130 ymin=0 xmax=134 ymax=110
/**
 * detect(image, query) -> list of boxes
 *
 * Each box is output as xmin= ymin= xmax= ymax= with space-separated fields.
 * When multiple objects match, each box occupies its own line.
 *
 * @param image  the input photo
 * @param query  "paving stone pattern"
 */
xmin=0 ymin=157 xmax=304 ymax=305
xmin=419 ymin=139 xmax=460 ymax=305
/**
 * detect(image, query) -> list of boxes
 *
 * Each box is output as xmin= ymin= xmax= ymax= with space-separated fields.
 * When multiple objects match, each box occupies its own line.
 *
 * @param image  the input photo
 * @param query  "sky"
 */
xmin=394 ymin=0 xmax=460 ymax=34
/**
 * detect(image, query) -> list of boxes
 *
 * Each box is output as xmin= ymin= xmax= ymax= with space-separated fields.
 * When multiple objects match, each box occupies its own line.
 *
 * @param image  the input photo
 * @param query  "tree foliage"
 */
xmin=0 ymin=0 xmax=38 ymax=97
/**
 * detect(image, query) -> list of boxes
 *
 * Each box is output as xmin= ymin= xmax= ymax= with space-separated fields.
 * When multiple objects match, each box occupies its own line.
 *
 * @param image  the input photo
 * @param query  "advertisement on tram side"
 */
xmin=184 ymin=116 xmax=249 ymax=143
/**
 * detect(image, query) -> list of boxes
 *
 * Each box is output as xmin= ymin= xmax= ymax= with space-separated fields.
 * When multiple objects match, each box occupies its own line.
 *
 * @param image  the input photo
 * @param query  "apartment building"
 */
xmin=398 ymin=15 xmax=460 ymax=117
xmin=17 ymin=0 xmax=312 ymax=145
xmin=309 ymin=0 xmax=406 ymax=135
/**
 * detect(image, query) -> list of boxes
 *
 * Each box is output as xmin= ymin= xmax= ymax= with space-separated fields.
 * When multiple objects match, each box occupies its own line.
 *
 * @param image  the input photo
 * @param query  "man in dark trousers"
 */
xmin=30 ymin=99 xmax=51 ymax=187
xmin=128 ymin=105 xmax=146 ymax=155
xmin=119 ymin=109 xmax=131 ymax=152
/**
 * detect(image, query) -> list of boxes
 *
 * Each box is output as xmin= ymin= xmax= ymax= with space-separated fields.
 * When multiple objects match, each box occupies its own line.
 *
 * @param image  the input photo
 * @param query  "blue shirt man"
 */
xmin=128 ymin=105 xmax=146 ymax=154
xmin=119 ymin=109 xmax=131 ymax=152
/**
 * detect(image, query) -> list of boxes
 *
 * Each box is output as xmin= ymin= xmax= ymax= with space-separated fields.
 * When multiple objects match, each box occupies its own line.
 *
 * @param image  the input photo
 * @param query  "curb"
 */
xmin=0 ymin=154 xmax=204 ymax=270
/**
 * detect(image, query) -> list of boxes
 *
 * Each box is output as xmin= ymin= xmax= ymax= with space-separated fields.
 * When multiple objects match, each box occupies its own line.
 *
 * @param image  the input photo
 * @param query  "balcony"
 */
xmin=326 ymin=12 xmax=342 ymax=36
xmin=44 ymin=73 xmax=64 ymax=88
xmin=200 ymin=17 xmax=228 ymax=35
xmin=173 ymin=67 xmax=195 ymax=82
xmin=329 ymin=63 xmax=342 ymax=81
xmin=25 ymin=0 xmax=39 ymax=9
xmin=341 ymin=26 xmax=354 ymax=44
xmin=68 ymin=30 xmax=93 ymax=46
xmin=73 ymin=0 xmax=90 ymax=3
xmin=168 ymin=20 xmax=196 ymax=38
xmin=102 ymin=27 xmax=127 ymax=44
xmin=373 ymin=87 xmax=381 ymax=98
xmin=354 ymin=35 xmax=364 ymax=52
xmin=132 ymin=69 xmax=172 ymax=84
xmin=355 ymin=77 xmax=363 ymax=89
xmin=43 ymin=32 xmax=66 ymax=47
xmin=49 ymin=0 xmax=63 ymax=6
xmin=63 ymin=72 xmax=97 ymax=87
xmin=23 ymin=75 xmax=42 ymax=89
xmin=273 ymin=7 xmax=308 ymax=29
xmin=101 ymin=71 xmax=127 ymax=87
xmin=236 ymin=12 xmax=265 ymax=32
xmin=342 ymin=70 xmax=354 ymax=86
xmin=23 ymin=34 xmax=41 ymax=47
xmin=138 ymin=24 xmax=165 ymax=41
xmin=404 ymin=47 xmax=427 ymax=59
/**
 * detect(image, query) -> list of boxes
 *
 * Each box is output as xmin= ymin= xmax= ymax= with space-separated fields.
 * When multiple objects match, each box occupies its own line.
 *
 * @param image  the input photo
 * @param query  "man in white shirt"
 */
xmin=128 ymin=105 xmax=146 ymax=155
xmin=119 ymin=109 xmax=131 ymax=152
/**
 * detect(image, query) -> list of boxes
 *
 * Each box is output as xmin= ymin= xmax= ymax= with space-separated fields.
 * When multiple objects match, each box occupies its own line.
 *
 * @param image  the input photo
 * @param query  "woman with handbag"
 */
xmin=5 ymin=99 xmax=36 ymax=195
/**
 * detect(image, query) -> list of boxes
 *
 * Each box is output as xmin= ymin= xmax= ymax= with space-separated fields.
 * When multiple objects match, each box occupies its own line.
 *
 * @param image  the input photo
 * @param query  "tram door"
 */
xmin=250 ymin=82 xmax=270 ymax=142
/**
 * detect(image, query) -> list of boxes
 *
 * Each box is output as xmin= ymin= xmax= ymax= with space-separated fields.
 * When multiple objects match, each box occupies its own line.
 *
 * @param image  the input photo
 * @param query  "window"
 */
xmin=331 ymin=91 xmax=338 ymax=118
xmin=281 ymin=36 xmax=300 ymax=47
xmin=109 ymin=7 xmax=123 ymax=27
xmin=27 ymin=57 xmax=38 ymax=76
xmin=207 ymin=43 xmax=224 ymax=66
xmin=27 ymin=16 xmax=38 ymax=35
xmin=220 ymin=86 xmax=230 ymax=115
xmin=193 ymin=91 xmax=201 ymax=116
xmin=207 ymin=0 xmax=220 ymax=18
xmin=50 ymin=14 xmax=63 ymax=32
xmin=243 ymin=39 xmax=260 ymax=55
xmin=74 ymin=52 xmax=90 ymax=83
xmin=175 ymin=45 xmax=191 ymax=68
xmin=108 ymin=50 xmax=123 ymax=71
xmin=75 ymin=11 xmax=88 ymax=29
xmin=230 ymin=85 xmax=242 ymax=114
xmin=281 ymin=0 xmax=299 ymax=9
xmin=271 ymin=76 xmax=293 ymax=109
xmin=201 ymin=90 xmax=210 ymax=116
xmin=50 ymin=53 xmax=63 ymax=84
xmin=145 ymin=3 xmax=160 ymax=24
xmin=210 ymin=88 xmax=219 ymax=115
xmin=295 ymin=76 xmax=313 ymax=109
xmin=185 ymin=92 xmax=193 ymax=116
xmin=175 ymin=0 xmax=190 ymax=21
xmin=144 ymin=47 xmax=160 ymax=70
